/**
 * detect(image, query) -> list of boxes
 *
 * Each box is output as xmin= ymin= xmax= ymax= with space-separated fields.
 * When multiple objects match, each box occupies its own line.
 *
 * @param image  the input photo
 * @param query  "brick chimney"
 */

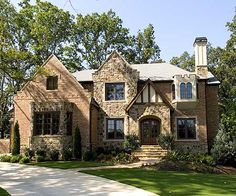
xmin=193 ymin=37 xmax=208 ymax=78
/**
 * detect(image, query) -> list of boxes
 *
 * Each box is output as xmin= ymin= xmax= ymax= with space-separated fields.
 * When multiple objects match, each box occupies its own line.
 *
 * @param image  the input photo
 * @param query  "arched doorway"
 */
xmin=140 ymin=118 xmax=161 ymax=145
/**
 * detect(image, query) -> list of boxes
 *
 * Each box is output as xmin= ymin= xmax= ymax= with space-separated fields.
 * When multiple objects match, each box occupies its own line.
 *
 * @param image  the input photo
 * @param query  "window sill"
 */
xmin=104 ymin=139 xmax=124 ymax=142
xmin=175 ymin=139 xmax=199 ymax=142
xmin=104 ymin=100 xmax=126 ymax=103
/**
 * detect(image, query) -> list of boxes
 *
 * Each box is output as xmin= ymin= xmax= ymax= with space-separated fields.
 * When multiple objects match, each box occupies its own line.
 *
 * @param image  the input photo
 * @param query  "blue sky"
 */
xmin=11 ymin=0 xmax=235 ymax=62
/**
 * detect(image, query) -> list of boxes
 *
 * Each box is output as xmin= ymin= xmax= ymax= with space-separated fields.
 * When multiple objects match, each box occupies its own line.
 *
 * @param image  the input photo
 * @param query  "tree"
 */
xmin=129 ymin=24 xmax=161 ymax=64
xmin=71 ymin=10 xmax=131 ymax=69
xmin=12 ymin=121 xmax=20 ymax=155
xmin=170 ymin=51 xmax=194 ymax=71
xmin=73 ymin=126 xmax=82 ymax=159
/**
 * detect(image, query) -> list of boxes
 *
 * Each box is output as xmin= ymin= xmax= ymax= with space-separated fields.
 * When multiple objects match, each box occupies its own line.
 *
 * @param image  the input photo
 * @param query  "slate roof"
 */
xmin=72 ymin=63 xmax=220 ymax=85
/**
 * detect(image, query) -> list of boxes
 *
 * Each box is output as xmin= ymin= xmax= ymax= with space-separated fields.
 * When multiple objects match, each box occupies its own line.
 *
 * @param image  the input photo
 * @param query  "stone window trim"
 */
xmin=174 ymin=116 xmax=199 ymax=142
xmin=104 ymin=82 xmax=126 ymax=102
xmin=104 ymin=117 xmax=125 ymax=141
xmin=46 ymin=76 xmax=58 ymax=91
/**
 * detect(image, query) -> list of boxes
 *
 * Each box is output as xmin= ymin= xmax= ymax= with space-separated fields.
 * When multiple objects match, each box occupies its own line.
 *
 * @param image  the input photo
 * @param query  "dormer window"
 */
xmin=46 ymin=76 xmax=58 ymax=90
xmin=105 ymin=83 xmax=125 ymax=101
xmin=180 ymin=82 xmax=192 ymax=99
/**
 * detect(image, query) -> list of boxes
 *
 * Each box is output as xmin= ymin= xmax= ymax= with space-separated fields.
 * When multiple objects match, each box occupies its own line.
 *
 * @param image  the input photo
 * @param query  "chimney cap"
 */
xmin=194 ymin=37 xmax=207 ymax=45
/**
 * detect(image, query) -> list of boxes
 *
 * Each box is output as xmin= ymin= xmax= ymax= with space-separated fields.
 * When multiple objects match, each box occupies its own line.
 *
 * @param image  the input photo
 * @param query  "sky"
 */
xmin=11 ymin=0 xmax=236 ymax=62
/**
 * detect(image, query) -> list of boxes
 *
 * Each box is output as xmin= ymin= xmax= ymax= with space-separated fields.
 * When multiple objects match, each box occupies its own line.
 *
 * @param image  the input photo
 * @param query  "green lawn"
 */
xmin=82 ymin=168 xmax=236 ymax=196
xmin=28 ymin=160 xmax=113 ymax=169
xmin=0 ymin=187 xmax=10 ymax=196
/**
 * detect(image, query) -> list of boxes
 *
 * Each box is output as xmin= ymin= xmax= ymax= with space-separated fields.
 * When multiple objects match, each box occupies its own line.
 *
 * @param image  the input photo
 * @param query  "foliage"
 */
xmin=63 ymin=148 xmax=73 ymax=161
xmin=170 ymin=51 xmax=194 ymax=71
xmin=157 ymin=133 xmax=175 ymax=150
xmin=123 ymin=134 xmax=140 ymax=151
xmin=35 ymin=155 xmax=44 ymax=162
xmin=10 ymin=155 xmax=22 ymax=163
xmin=35 ymin=149 xmax=46 ymax=157
xmin=49 ymin=150 xmax=59 ymax=161
xmin=83 ymin=150 xmax=97 ymax=161
xmin=165 ymin=151 xmax=215 ymax=166
xmin=19 ymin=156 xmax=30 ymax=164
xmin=0 ymin=155 xmax=12 ymax=162
xmin=73 ymin=126 xmax=82 ymax=159
xmin=11 ymin=121 xmax=20 ymax=155
xmin=112 ymin=152 xmax=138 ymax=164
xmin=24 ymin=148 xmax=34 ymax=159
xmin=128 ymin=24 xmax=161 ymax=63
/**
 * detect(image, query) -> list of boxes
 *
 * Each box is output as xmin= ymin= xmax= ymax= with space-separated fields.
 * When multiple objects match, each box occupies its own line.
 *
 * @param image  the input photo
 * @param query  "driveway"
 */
xmin=0 ymin=162 xmax=157 ymax=196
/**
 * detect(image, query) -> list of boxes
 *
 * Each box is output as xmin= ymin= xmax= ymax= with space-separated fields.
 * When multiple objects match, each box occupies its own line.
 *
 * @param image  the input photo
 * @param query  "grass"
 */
xmin=82 ymin=168 xmax=236 ymax=196
xmin=0 ymin=187 xmax=10 ymax=196
xmin=28 ymin=160 xmax=113 ymax=169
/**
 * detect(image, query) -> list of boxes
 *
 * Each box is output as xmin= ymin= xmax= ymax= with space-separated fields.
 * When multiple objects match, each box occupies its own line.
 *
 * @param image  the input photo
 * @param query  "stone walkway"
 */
xmin=77 ymin=159 xmax=161 ymax=171
xmin=0 ymin=162 xmax=158 ymax=196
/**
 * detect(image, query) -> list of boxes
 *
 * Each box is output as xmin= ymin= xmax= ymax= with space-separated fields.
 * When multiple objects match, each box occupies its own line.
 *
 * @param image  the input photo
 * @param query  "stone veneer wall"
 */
xmin=0 ymin=139 xmax=10 ymax=154
xmin=92 ymin=53 xmax=139 ymax=147
xmin=128 ymin=104 xmax=171 ymax=137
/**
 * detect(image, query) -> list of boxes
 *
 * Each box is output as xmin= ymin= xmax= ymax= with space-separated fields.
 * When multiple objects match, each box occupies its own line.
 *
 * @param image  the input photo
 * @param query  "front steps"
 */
xmin=133 ymin=145 xmax=168 ymax=161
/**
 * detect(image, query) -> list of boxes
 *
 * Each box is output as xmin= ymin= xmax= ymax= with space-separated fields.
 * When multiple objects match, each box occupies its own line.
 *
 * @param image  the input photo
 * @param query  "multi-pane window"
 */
xmin=46 ymin=76 xmax=58 ymax=90
xmin=105 ymin=83 xmax=125 ymax=101
xmin=34 ymin=112 xmax=60 ymax=135
xmin=180 ymin=82 xmax=192 ymax=99
xmin=177 ymin=118 xmax=196 ymax=139
xmin=106 ymin=118 xmax=124 ymax=140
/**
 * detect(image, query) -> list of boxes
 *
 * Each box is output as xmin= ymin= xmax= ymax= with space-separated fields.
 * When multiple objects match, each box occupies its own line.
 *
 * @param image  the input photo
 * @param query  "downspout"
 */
xmin=204 ymin=80 xmax=210 ymax=153
xmin=89 ymin=104 xmax=92 ymax=152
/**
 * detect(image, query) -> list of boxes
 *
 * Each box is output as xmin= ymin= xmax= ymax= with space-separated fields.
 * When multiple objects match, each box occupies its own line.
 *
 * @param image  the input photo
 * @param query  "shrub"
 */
xmin=35 ymin=149 xmax=46 ymax=157
xmin=36 ymin=155 xmax=44 ymax=162
xmin=10 ymin=155 xmax=22 ymax=163
xmin=123 ymin=134 xmax=140 ymax=151
xmin=73 ymin=126 xmax=82 ymax=159
xmin=63 ymin=148 xmax=73 ymax=161
xmin=83 ymin=150 xmax=97 ymax=161
xmin=24 ymin=148 xmax=34 ymax=159
xmin=11 ymin=121 xmax=20 ymax=155
xmin=49 ymin=150 xmax=59 ymax=161
xmin=157 ymin=133 xmax=175 ymax=150
xmin=19 ymin=156 xmax=30 ymax=164
xmin=0 ymin=155 xmax=12 ymax=162
xmin=113 ymin=152 xmax=138 ymax=164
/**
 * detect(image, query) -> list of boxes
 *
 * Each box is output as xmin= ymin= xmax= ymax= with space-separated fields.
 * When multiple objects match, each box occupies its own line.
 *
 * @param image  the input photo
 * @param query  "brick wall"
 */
xmin=14 ymin=55 xmax=91 ymax=153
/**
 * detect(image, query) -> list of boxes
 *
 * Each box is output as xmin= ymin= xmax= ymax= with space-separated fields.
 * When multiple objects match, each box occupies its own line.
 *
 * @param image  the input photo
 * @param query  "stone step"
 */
xmin=136 ymin=149 xmax=167 ymax=152
xmin=134 ymin=151 xmax=167 ymax=155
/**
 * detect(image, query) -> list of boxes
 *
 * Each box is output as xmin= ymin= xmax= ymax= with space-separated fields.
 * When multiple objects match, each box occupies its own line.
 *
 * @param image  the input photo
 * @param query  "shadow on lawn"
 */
xmin=83 ymin=168 xmax=236 ymax=196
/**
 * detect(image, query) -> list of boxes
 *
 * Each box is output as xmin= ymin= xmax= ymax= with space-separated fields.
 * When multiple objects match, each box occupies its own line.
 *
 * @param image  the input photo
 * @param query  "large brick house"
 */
xmin=13 ymin=37 xmax=219 ymax=155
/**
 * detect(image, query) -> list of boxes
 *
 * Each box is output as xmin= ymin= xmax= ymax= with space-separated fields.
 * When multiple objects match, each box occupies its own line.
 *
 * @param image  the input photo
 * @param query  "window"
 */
xmin=34 ymin=112 xmax=60 ymax=135
xmin=106 ymin=118 xmax=124 ymax=140
xmin=172 ymin=84 xmax=175 ymax=100
xmin=180 ymin=82 xmax=193 ymax=99
xmin=105 ymin=83 xmax=125 ymax=101
xmin=180 ymin=83 xmax=186 ymax=99
xmin=186 ymin=82 xmax=192 ymax=98
xmin=177 ymin=118 xmax=196 ymax=139
xmin=46 ymin=76 xmax=58 ymax=90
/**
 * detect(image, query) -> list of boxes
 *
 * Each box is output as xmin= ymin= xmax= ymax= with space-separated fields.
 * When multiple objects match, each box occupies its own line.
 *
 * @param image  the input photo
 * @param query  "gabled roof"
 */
xmin=126 ymin=79 xmax=174 ymax=112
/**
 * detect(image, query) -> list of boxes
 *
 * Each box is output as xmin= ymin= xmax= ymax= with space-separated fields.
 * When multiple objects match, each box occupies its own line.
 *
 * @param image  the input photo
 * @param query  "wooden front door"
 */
xmin=140 ymin=118 xmax=160 ymax=145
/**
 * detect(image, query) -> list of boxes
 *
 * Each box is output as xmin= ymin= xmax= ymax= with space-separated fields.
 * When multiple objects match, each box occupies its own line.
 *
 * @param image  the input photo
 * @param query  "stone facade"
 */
xmin=11 ymin=51 xmax=219 ymax=155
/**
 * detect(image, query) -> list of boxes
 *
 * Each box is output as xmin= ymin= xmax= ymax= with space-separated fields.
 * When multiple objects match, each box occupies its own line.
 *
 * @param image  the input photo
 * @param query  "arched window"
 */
xmin=172 ymin=84 xmax=175 ymax=100
xmin=186 ymin=82 xmax=192 ymax=99
xmin=180 ymin=83 xmax=186 ymax=99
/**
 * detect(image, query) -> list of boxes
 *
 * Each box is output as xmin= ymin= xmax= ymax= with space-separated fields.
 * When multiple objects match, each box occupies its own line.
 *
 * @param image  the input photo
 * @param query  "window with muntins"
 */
xmin=105 ymin=83 xmax=125 ymax=101
xmin=106 ymin=118 xmax=124 ymax=139
xmin=34 ymin=112 xmax=60 ymax=135
xmin=46 ymin=76 xmax=58 ymax=90
xmin=180 ymin=82 xmax=193 ymax=99
xmin=177 ymin=118 xmax=196 ymax=139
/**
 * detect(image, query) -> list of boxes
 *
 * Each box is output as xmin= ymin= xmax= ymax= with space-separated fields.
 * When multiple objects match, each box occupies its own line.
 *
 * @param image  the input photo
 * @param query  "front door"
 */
xmin=140 ymin=118 xmax=160 ymax=145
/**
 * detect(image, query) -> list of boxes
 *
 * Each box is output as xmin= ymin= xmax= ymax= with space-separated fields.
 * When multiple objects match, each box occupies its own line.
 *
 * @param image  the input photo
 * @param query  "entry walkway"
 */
xmin=0 ymin=162 xmax=158 ymax=196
